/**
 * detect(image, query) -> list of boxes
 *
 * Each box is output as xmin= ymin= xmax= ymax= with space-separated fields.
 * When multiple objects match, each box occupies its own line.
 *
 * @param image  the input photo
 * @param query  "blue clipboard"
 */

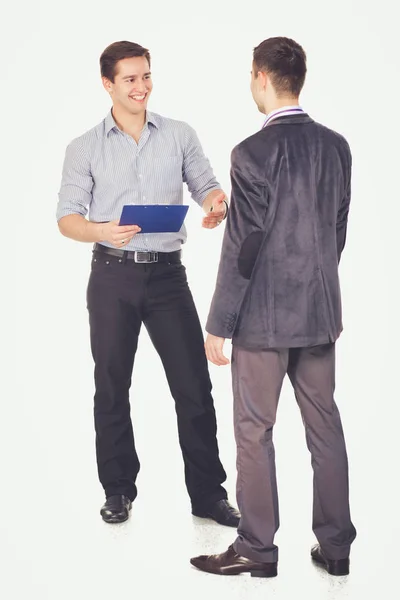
xmin=119 ymin=204 xmax=189 ymax=233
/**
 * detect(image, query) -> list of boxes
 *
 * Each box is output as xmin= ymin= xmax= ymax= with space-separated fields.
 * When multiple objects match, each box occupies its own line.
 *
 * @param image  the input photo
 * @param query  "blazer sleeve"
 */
xmin=206 ymin=143 xmax=269 ymax=338
xmin=336 ymin=141 xmax=352 ymax=263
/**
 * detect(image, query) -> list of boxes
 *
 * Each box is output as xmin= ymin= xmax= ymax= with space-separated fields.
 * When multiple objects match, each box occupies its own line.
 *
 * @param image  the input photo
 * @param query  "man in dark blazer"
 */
xmin=190 ymin=37 xmax=356 ymax=578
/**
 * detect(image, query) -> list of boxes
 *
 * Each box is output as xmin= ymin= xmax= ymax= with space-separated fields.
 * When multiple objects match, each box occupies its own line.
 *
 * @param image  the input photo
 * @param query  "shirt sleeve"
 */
xmin=56 ymin=138 xmax=94 ymax=221
xmin=182 ymin=124 xmax=221 ymax=206
xmin=206 ymin=143 xmax=269 ymax=338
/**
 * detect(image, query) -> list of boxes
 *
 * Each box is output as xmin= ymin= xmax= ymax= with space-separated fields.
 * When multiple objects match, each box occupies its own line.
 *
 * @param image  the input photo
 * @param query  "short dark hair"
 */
xmin=253 ymin=37 xmax=307 ymax=97
xmin=100 ymin=41 xmax=151 ymax=82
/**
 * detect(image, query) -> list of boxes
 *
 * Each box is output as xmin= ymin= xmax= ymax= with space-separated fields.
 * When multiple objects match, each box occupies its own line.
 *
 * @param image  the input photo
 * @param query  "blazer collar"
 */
xmin=265 ymin=113 xmax=313 ymax=127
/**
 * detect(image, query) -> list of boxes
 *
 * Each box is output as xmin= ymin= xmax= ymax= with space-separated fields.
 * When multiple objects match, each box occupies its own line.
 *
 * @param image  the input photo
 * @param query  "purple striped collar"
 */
xmin=262 ymin=105 xmax=304 ymax=128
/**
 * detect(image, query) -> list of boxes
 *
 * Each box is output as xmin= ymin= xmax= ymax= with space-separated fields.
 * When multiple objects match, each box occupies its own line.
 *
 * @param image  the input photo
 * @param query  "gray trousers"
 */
xmin=232 ymin=343 xmax=356 ymax=563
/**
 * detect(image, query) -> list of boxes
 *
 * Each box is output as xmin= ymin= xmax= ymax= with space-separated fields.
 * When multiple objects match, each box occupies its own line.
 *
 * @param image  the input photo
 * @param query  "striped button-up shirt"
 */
xmin=57 ymin=110 xmax=221 ymax=252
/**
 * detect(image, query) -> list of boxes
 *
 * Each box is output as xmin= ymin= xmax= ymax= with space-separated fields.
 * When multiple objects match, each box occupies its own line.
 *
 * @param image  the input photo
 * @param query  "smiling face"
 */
xmin=102 ymin=56 xmax=153 ymax=116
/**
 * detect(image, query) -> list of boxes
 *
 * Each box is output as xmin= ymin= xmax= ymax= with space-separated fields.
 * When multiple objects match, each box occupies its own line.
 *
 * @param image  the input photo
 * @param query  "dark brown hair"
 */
xmin=100 ymin=41 xmax=151 ymax=82
xmin=253 ymin=37 xmax=307 ymax=97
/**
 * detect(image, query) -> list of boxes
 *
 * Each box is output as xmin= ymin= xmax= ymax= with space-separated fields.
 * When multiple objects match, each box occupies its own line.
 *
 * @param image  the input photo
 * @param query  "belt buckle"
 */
xmin=134 ymin=251 xmax=158 ymax=263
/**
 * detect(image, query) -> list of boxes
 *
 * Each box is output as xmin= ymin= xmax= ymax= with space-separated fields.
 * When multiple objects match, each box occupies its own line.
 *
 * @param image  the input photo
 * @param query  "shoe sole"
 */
xmin=250 ymin=569 xmax=277 ymax=578
xmin=192 ymin=513 xmax=239 ymax=528
xmin=190 ymin=560 xmax=277 ymax=578
xmin=102 ymin=514 xmax=130 ymax=524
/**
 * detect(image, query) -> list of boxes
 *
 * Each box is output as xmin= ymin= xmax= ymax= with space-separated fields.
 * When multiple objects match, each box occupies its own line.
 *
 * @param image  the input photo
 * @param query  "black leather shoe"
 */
xmin=190 ymin=544 xmax=277 ymax=577
xmin=192 ymin=499 xmax=240 ymax=527
xmin=100 ymin=495 xmax=132 ymax=524
xmin=311 ymin=544 xmax=349 ymax=576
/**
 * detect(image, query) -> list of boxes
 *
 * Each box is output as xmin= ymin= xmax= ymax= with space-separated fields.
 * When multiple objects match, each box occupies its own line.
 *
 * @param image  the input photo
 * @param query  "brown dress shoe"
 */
xmin=311 ymin=544 xmax=350 ymax=576
xmin=190 ymin=544 xmax=277 ymax=578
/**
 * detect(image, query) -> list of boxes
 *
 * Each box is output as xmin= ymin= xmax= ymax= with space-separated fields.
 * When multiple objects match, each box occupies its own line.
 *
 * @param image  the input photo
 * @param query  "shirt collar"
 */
xmin=262 ymin=105 xmax=304 ymax=128
xmin=105 ymin=109 xmax=160 ymax=135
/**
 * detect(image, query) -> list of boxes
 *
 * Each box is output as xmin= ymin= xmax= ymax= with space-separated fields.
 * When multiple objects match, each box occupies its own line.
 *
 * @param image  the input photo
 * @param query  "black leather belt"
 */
xmin=93 ymin=243 xmax=181 ymax=263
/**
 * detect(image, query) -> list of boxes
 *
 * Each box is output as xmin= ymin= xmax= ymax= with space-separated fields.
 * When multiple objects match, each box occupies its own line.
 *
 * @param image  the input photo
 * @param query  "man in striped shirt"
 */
xmin=56 ymin=40 xmax=240 ymax=527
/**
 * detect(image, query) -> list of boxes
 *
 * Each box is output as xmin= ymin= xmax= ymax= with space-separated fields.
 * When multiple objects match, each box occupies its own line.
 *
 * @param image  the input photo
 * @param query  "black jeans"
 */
xmin=86 ymin=249 xmax=227 ymax=511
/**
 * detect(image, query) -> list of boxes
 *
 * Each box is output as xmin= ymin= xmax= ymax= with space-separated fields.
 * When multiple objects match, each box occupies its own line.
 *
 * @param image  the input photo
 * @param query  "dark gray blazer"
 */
xmin=206 ymin=114 xmax=352 ymax=349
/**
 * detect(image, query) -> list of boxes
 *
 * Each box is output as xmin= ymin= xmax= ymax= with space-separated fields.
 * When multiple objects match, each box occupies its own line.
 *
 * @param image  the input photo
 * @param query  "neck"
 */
xmin=264 ymin=97 xmax=299 ymax=115
xmin=111 ymin=105 xmax=146 ymax=135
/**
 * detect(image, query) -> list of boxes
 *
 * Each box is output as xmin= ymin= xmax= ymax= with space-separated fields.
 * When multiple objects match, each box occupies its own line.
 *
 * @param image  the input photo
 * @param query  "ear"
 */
xmin=102 ymin=77 xmax=113 ymax=94
xmin=258 ymin=71 xmax=268 ymax=90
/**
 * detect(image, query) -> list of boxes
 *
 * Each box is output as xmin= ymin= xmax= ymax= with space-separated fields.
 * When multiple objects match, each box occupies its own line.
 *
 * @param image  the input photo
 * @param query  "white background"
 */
xmin=3 ymin=0 xmax=400 ymax=598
